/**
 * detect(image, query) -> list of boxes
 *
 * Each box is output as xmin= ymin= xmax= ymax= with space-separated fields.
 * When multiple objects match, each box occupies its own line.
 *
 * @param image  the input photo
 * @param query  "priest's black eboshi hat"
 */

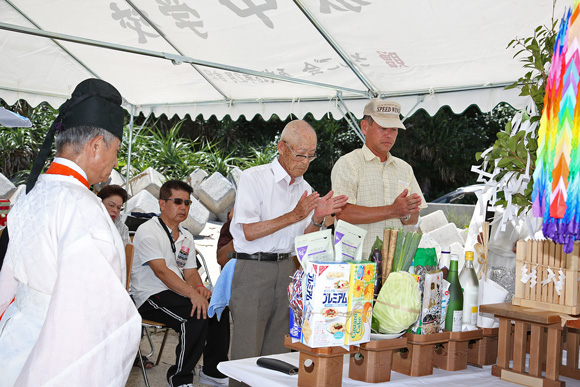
xmin=26 ymin=78 xmax=124 ymax=193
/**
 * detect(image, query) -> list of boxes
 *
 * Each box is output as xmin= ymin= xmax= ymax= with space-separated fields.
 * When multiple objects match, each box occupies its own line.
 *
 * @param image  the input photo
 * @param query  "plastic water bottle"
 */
xmin=459 ymin=251 xmax=479 ymax=330
xmin=444 ymin=254 xmax=463 ymax=332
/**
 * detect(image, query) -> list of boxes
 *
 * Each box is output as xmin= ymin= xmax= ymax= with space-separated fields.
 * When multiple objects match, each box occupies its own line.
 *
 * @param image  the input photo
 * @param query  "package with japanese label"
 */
xmin=345 ymin=261 xmax=376 ymax=346
xmin=334 ymin=220 xmax=367 ymax=262
xmin=295 ymin=229 xmax=334 ymax=268
xmin=302 ymin=261 xmax=350 ymax=348
xmin=420 ymin=271 xmax=443 ymax=334
xmin=288 ymin=269 xmax=304 ymax=340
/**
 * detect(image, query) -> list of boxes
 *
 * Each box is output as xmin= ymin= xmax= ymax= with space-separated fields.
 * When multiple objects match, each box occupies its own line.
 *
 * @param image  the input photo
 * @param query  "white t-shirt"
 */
xmin=131 ymin=217 xmax=198 ymax=308
xmin=230 ymin=157 xmax=313 ymax=254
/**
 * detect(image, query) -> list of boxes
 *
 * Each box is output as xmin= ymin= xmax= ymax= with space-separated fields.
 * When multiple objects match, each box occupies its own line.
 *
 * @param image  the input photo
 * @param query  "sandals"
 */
xmin=134 ymin=354 xmax=154 ymax=369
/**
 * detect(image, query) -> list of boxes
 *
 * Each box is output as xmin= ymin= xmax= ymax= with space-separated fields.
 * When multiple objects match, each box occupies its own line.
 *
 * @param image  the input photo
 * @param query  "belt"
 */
xmin=230 ymin=252 xmax=291 ymax=262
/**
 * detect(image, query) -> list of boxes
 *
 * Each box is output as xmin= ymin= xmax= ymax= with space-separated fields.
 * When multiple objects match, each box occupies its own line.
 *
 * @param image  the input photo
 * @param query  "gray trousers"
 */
xmin=229 ymin=258 xmax=295 ymax=387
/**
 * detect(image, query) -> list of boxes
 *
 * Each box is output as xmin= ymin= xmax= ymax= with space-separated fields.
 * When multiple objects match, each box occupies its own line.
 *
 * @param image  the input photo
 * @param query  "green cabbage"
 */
xmin=373 ymin=271 xmax=421 ymax=333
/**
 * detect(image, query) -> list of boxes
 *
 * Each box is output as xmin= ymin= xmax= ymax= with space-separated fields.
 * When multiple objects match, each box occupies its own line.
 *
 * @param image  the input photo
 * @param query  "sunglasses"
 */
xmin=163 ymin=198 xmax=192 ymax=206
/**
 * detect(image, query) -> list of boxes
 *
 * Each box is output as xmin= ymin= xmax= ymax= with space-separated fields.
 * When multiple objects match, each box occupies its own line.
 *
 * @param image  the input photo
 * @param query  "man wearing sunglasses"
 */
xmin=131 ymin=180 xmax=228 ymax=387
xmin=228 ymin=120 xmax=348 ymax=385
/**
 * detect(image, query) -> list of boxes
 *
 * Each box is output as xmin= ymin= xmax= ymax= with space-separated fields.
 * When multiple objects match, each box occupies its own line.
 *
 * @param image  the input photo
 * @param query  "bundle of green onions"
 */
xmin=381 ymin=228 xmax=422 ymax=283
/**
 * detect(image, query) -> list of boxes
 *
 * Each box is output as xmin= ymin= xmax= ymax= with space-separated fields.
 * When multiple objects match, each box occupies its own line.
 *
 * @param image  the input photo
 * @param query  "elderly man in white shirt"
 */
xmin=228 ymin=120 xmax=347 ymax=385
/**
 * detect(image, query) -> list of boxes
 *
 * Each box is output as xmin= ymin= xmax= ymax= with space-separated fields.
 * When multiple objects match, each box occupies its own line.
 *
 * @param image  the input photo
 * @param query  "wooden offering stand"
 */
xmin=392 ymin=330 xmax=450 ymax=377
xmin=468 ymin=327 xmax=499 ymax=366
xmin=557 ymin=318 xmax=580 ymax=381
xmin=349 ymin=336 xmax=407 ymax=383
xmin=284 ymin=335 xmax=352 ymax=387
xmin=480 ymin=303 xmax=567 ymax=387
xmin=433 ymin=329 xmax=483 ymax=371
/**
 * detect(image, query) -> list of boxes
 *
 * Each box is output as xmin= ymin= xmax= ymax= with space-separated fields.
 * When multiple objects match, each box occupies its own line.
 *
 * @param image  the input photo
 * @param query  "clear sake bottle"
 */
xmin=444 ymin=254 xmax=463 ymax=332
xmin=459 ymin=251 xmax=479 ymax=330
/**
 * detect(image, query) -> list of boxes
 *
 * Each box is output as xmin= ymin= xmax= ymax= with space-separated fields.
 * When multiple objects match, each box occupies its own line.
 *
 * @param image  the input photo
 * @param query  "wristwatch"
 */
xmin=400 ymin=214 xmax=411 ymax=221
xmin=311 ymin=216 xmax=325 ymax=228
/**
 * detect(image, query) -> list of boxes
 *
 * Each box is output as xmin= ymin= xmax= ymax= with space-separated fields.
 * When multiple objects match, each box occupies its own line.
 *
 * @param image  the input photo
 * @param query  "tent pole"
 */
xmin=124 ymin=0 xmax=229 ymax=101
xmin=123 ymin=108 xmax=154 ymax=210
xmin=0 ymin=22 xmax=367 ymax=97
xmin=336 ymin=93 xmax=365 ymax=144
xmin=402 ymin=95 xmax=426 ymax=122
xmin=125 ymin=105 xmax=136 ymax=203
xmin=293 ymin=0 xmax=377 ymax=97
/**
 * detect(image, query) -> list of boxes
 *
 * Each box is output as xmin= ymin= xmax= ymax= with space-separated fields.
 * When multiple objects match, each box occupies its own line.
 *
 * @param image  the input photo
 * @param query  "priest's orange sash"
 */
xmin=45 ymin=162 xmax=89 ymax=189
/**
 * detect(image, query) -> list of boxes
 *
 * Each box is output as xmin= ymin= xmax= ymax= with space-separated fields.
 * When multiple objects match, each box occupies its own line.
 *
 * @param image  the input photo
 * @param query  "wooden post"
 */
xmin=528 ymin=324 xmax=545 ymax=377
xmin=512 ymin=321 xmax=527 ymax=373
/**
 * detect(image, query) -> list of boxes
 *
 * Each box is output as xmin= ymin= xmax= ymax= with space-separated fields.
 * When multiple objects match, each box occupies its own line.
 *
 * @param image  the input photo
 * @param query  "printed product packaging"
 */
xmin=420 ymin=271 xmax=443 ymax=334
xmin=334 ymin=220 xmax=367 ymax=262
xmin=302 ymin=261 xmax=351 ymax=348
xmin=440 ymin=279 xmax=451 ymax=332
xmin=288 ymin=269 xmax=304 ymax=340
xmin=295 ymin=229 xmax=334 ymax=268
xmin=345 ymin=261 xmax=376 ymax=346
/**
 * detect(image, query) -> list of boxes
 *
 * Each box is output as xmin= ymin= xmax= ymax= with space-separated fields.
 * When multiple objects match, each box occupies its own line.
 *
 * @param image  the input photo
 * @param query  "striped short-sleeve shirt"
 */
xmin=331 ymin=145 xmax=427 ymax=258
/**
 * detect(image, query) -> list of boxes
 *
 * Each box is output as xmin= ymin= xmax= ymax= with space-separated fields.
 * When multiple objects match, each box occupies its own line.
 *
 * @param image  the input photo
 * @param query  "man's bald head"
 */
xmin=277 ymin=120 xmax=317 ymax=183
xmin=280 ymin=120 xmax=316 ymax=147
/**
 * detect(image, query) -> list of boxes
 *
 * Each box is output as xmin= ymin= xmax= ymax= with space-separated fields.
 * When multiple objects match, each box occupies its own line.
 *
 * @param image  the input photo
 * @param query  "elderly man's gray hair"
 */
xmin=55 ymin=125 xmax=118 ymax=155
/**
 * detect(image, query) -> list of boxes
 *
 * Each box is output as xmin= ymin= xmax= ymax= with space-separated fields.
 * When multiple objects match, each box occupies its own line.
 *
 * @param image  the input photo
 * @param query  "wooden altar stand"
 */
xmin=349 ymin=336 xmax=407 ymax=383
xmin=284 ymin=335 xmax=353 ymax=387
xmin=392 ymin=331 xmax=450 ymax=377
xmin=480 ymin=302 xmax=580 ymax=387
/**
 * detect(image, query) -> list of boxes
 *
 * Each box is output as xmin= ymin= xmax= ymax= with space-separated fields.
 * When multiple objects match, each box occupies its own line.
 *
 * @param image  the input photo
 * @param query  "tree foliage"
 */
xmin=1 ymin=99 xmax=512 ymax=200
xmin=395 ymin=104 xmax=513 ymax=199
xmin=475 ymin=10 xmax=558 ymax=214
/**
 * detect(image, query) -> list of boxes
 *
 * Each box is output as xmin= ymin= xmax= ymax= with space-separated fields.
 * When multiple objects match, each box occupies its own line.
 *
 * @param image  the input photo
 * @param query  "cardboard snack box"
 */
xmin=345 ymin=261 xmax=376 ymax=346
xmin=302 ymin=261 xmax=350 ymax=348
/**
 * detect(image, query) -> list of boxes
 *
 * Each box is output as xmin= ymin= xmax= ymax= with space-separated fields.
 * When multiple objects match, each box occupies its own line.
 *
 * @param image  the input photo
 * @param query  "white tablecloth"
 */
xmin=218 ymin=351 xmax=580 ymax=387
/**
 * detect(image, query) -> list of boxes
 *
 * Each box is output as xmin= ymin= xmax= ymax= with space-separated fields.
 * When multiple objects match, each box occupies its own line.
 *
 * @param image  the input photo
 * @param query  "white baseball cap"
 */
xmin=363 ymin=99 xmax=405 ymax=130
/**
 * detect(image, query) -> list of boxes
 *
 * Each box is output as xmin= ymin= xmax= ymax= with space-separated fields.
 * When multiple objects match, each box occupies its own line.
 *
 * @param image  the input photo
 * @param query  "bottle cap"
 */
xmin=450 ymin=254 xmax=459 ymax=261
xmin=465 ymin=251 xmax=474 ymax=261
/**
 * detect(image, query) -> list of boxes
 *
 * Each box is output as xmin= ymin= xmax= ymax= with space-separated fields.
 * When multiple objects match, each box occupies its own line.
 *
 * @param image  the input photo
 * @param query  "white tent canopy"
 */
xmin=0 ymin=0 xmax=566 ymax=120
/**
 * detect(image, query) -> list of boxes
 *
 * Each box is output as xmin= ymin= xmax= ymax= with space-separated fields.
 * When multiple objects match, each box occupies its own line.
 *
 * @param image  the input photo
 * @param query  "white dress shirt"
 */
xmin=230 ymin=157 xmax=313 ymax=254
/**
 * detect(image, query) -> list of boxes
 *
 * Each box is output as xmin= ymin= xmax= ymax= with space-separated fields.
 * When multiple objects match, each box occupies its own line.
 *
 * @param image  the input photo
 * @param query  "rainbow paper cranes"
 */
xmin=532 ymin=3 xmax=580 ymax=253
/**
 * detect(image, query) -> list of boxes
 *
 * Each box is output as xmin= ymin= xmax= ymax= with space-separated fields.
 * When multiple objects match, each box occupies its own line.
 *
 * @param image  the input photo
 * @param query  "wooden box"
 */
xmin=433 ymin=329 xmax=483 ymax=371
xmin=349 ymin=337 xmax=407 ymax=383
xmin=392 ymin=331 xmax=450 ymax=377
xmin=513 ymin=240 xmax=580 ymax=315
xmin=468 ymin=327 xmax=499 ymax=366
xmin=284 ymin=335 xmax=352 ymax=387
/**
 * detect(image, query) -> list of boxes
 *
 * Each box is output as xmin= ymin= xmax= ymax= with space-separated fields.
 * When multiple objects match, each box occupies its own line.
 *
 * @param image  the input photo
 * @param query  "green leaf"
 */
xmin=516 ymin=140 xmax=528 ymax=159
xmin=497 ymin=156 xmax=517 ymax=168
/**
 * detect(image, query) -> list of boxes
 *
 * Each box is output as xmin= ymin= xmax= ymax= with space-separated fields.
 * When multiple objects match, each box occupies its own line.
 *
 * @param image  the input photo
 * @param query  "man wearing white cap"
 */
xmin=331 ymin=99 xmax=427 ymax=258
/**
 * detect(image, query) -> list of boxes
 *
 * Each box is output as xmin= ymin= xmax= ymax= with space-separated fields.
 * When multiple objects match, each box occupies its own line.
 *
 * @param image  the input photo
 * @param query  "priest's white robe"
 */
xmin=0 ymin=172 xmax=141 ymax=386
